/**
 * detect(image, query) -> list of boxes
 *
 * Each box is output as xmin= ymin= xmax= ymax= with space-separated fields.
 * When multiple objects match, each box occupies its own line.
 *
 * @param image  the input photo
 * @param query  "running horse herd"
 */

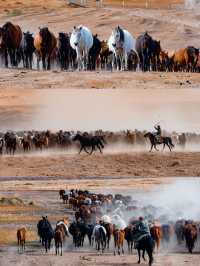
xmin=0 ymin=22 xmax=200 ymax=71
xmin=0 ymin=129 xmax=194 ymax=155
xmin=17 ymin=189 xmax=200 ymax=266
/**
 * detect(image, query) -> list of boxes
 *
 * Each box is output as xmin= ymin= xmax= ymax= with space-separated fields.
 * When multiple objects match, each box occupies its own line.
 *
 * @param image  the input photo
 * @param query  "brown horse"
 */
xmin=150 ymin=225 xmax=162 ymax=250
xmin=54 ymin=227 xmax=64 ymax=256
xmin=0 ymin=22 xmax=22 ymax=67
xmin=113 ymin=228 xmax=125 ymax=255
xmin=173 ymin=47 xmax=199 ymax=72
xmin=17 ymin=227 xmax=26 ymax=253
xmin=184 ymin=223 xmax=198 ymax=253
xmin=34 ymin=27 xmax=57 ymax=70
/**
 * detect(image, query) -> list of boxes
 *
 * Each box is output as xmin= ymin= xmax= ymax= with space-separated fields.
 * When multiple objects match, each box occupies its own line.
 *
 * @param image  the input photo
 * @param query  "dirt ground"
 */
xmin=0 ymin=152 xmax=200 ymax=178
xmin=0 ymin=0 xmax=200 ymax=265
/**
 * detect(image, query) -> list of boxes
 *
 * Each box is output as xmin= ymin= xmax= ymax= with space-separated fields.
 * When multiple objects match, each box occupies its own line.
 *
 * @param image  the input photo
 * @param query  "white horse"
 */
xmin=108 ymin=26 xmax=137 ymax=70
xmin=70 ymin=25 xmax=93 ymax=70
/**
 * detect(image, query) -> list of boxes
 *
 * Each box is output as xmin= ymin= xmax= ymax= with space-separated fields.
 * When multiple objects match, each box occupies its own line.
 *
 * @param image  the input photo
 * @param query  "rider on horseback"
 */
xmin=154 ymin=124 xmax=162 ymax=142
xmin=134 ymin=217 xmax=151 ymax=248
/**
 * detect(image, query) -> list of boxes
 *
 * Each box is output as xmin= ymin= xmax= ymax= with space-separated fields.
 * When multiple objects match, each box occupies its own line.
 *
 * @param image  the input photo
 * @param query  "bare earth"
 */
xmin=0 ymin=152 xmax=200 ymax=178
xmin=0 ymin=0 xmax=200 ymax=265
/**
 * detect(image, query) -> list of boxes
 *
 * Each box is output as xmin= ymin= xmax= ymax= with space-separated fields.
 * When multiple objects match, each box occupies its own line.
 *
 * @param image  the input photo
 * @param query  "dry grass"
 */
xmin=0 ymin=228 xmax=37 ymax=245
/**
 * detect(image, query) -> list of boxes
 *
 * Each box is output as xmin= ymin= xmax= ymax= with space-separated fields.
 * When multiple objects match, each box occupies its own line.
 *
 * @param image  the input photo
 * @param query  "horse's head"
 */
xmin=39 ymin=27 xmax=50 ymax=44
xmin=72 ymin=133 xmax=79 ymax=141
xmin=71 ymin=25 xmax=82 ymax=47
xmin=112 ymin=26 xmax=124 ymax=48
xmin=144 ymin=132 xmax=150 ymax=138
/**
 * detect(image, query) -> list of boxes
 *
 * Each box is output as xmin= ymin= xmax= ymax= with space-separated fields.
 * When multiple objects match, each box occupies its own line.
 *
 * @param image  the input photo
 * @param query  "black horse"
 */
xmin=37 ymin=217 xmax=54 ymax=252
xmin=144 ymin=132 xmax=174 ymax=152
xmin=57 ymin=32 xmax=71 ymax=70
xmin=20 ymin=31 xmax=35 ymax=69
xmin=4 ymin=132 xmax=17 ymax=155
xmin=88 ymin=34 xmax=101 ymax=70
xmin=73 ymin=133 xmax=105 ymax=154
xmin=134 ymin=234 xmax=155 ymax=266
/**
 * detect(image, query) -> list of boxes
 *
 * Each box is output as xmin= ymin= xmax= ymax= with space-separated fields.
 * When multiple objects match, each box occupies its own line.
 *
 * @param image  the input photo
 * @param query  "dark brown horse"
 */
xmin=0 ymin=22 xmax=22 ymax=67
xmin=184 ymin=223 xmax=198 ymax=253
xmin=34 ymin=27 xmax=57 ymax=70
xmin=136 ymin=32 xmax=160 ymax=71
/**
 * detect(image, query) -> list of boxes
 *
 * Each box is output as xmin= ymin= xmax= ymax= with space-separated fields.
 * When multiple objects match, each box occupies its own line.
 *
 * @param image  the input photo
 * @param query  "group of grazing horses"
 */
xmin=0 ymin=22 xmax=200 ymax=72
xmin=16 ymin=189 xmax=200 ymax=265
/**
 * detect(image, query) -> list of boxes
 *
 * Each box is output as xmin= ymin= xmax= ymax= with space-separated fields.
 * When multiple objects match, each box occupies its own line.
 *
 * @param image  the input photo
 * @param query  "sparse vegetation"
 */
xmin=7 ymin=9 xmax=22 ymax=17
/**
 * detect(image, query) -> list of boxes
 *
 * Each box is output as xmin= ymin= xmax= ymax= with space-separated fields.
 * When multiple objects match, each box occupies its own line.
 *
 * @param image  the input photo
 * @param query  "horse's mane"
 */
xmin=116 ymin=26 xmax=124 ymax=42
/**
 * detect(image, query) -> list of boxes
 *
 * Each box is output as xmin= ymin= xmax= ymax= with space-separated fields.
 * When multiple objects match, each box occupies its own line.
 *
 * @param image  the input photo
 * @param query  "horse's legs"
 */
xmin=149 ymin=144 xmax=153 ymax=152
xmin=154 ymin=144 xmax=159 ymax=151
xmin=163 ymin=143 xmax=165 ymax=151
xmin=97 ymin=144 xmax=102 ymax=153
xmin=142 ymin=249 xmax=146 ymax=261
xmin=167 ymin=143 xmax=172 ymax=152
xmin=137 ymin=248 xmax=141 ymax=264
xmin=79 ymin=146 xmax=83 ymax=154
xmin=47 ymin=55 xmax=51 ymax=70
xmin=146 ymin=248 xmax=154 ymax=266
xmin=60 ymin=241 xmax=62 ymax=256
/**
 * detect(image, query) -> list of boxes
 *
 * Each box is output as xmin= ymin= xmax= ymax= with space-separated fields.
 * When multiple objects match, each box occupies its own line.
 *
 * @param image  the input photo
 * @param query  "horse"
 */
xmin=108 ymin=26 xmax=137 ymax=70
xmin=136 ymin=32 xmax=160 ymax=71
xmin=127 ymin=49 xmax=139 ymax=71
xmin=0 ymin=22 xmax=22 ymax=67
xmin=20 ymin=31 xmax=35 ymax=69
xmin=124 ymin=225 xmax=134 ymax=253
xmin=113 ymin=228 xmax=125 ymax=255
xmin=54 ymin=219 xmax=69 ymax=256
xmin=88 ymin=34 xmax=101 ymax=70
xmin=174 ymin=220 xmax=185 ymax=245
xmin=21 ymin=137 xmax=31 ymax=152
xmin=92 ymin=224 xmax=107 ymax=253
xmin=184 ymin=223 xmax=198 ymax=253
xmin=57 ymin=32 xmax=71 ymax=70
xmin=0 ymin=138 xmax=4 ymax=155
xmin=150 ymin=225 xmax=162 ymax=250
xmin=100 ymin=222 xmax=113 ymax=249
xmin=17 ymin=227 xmax=26 ymax=253
xmin=37 ymin=217 xmax=54 ymax=252
xmin=132 ymin=227 xmax=154 ymax=266
xmin=34 ymin=27 xmax=57 ymax=70
xmin=33 ymin=132 xmax=49 ymax=150
xmin=70 ymin=25 xmax=93 ymax=70
xmin=144 ymin=132 xmax=174 ymax=152
xmin=69 ymin=222 xmax=82 ymax=247
xmin=161 ymin=224 xmax=173 ymax=246
xmin=73 ymin=133 xmax=105 ymax=154
xmin=4 ymin=132 xmax=17 ymax=155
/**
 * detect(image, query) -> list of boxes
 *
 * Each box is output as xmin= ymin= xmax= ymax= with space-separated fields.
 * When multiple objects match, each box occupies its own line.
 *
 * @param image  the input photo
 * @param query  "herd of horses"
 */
xmin=0 ymin=21 xmax=200 ymax=72
xmin=17 ymin=189 xmax=199 ymax=266
xmin=0 ymin=129 xmax=191 ymax=155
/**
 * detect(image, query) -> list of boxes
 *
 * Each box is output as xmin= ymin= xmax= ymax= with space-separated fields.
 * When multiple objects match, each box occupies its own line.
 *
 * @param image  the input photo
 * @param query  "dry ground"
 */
xmin=0 ymin=152 xmax=200 ymax=178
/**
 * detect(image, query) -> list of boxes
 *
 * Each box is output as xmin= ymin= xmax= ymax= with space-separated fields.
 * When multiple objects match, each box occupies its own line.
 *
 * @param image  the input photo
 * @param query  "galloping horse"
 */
xmin=73 ymin=133 xmax=105 ymax=154
xmin=0 ymin=22 xmax=22 ymax=67
xmin=108 ymin=26 xmax=137 ymax=70
xmin=144 ymin=132 xmax=174 ymax=152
